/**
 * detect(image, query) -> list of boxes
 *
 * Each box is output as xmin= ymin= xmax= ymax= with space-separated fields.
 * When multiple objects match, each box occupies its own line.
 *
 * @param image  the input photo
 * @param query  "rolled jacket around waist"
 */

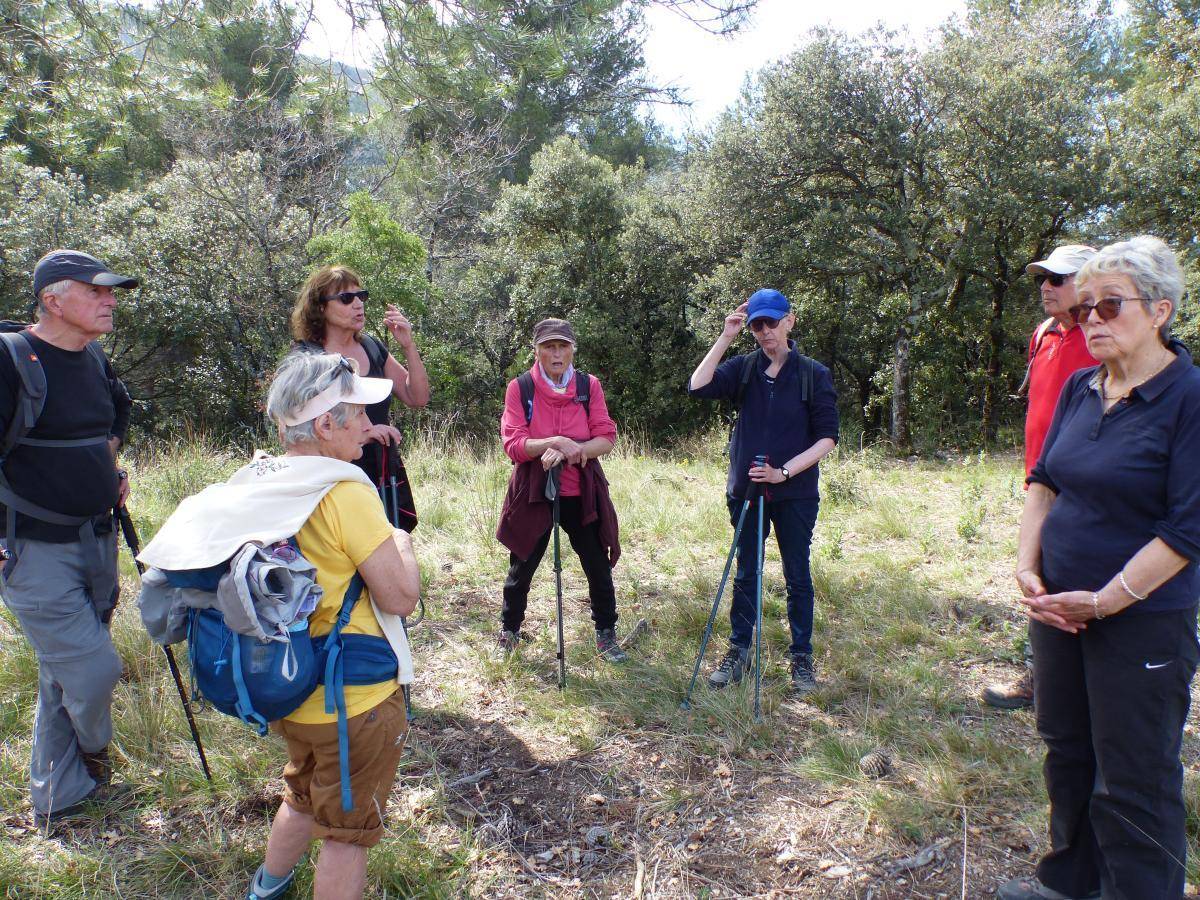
xmin=496 ymin=457 xmax=620 ymax=566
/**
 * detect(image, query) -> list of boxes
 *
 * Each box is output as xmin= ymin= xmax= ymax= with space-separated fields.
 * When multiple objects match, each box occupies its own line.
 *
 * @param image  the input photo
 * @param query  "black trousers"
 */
xmin=1031 ymin=608 xmax=1199 ymax=899
xmin=501 ymin=496 xmax=617 ymax=633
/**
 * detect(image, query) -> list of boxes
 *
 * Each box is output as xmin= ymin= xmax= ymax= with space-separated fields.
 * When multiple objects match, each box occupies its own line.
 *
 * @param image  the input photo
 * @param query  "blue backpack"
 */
xmin=176 ymin=548 xmax=397 ymax=812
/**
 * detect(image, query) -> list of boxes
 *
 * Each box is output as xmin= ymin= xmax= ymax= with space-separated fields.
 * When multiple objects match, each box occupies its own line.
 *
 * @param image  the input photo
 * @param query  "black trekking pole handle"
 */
xmin=116 ymin=506 xmax=213 ymax=783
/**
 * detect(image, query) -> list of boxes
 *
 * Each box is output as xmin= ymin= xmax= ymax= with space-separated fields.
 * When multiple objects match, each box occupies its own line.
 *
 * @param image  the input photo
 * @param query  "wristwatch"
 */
xmin=780 ymin=465 xmax=790 ymax=481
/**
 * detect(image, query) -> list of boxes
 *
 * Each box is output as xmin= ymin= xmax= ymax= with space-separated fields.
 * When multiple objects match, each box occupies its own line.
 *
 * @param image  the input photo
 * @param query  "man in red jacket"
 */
xmin=982 ymin=244 xmax=1096 ymax=711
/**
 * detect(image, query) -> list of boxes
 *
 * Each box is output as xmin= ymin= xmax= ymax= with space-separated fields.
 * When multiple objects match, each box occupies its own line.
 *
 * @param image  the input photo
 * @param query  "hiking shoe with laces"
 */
xmin=789 ymin=652 xmax=818 ymax=696
xmin=707 ymin=645 xmax=750 ymax=689
xmin=246 ymin=863 xmax=296 ymax=900
xmin=982 ymin=668 xmax=1034 ymax=710
xmin=496 ymin=629 xmax=522 ymax=656
xmin=596 ymin=628 xmax=627 ymax=663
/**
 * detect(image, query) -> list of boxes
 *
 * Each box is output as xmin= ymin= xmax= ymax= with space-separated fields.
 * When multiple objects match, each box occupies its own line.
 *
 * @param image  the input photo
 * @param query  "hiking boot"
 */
xmin=496 ymin=629 xmax=522 ymax=656
xmin=81 ymin=746 xmax=112 ymax=787
xmin=982 ymin=668 xmax=1034 ymax=710
xmin=31 ymin=782 xmax=134 ymax=828
xmin=789 ymin=652 xmax=818 ymax=696
xmin=246 ymin=863 xmax=296 ymax=900
xmin=707 ymin=645 xmax=750 ymax=689
xmin=596 ymin=628 xmax=627 ymax=663
xmin=997 ymin=875 xmax=1099 ymax=900
xmin=31 ymin=800 xmax=89 ymax=828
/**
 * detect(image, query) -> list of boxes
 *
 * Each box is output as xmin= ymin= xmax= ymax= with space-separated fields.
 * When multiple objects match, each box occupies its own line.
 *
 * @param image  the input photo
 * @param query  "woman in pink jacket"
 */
xmin=495 ymin=318 xmax=624 ymax=662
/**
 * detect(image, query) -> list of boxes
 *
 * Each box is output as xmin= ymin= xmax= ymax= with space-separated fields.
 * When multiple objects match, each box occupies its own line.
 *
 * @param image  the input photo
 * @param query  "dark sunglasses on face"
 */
xmin=321 ymin=289 xmax=369 ymax=305
xmin=1068 ymin=296 xmax=1152 ymax=325
xmin=749 ymin=317 xmax=781 ymax=332
xmin=1034 ymin=273 xmax=1068 ymax=288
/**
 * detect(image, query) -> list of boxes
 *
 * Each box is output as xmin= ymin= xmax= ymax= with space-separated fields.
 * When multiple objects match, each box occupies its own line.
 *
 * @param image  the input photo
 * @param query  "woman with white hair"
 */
xmin=999 ymin=236 xmax=1200 ymax=900
xmin=249 ymin=352 xmax=420 ymax=900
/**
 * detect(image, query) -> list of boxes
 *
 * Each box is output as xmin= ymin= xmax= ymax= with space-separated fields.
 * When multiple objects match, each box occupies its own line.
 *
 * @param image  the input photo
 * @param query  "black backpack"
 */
xmin=516 ymin=369 xmax=591 ymax=424
xmin=731 ymin=348 xmax=813 ymax=414
xmin=0 ymin=323 xmax=115 ymax=556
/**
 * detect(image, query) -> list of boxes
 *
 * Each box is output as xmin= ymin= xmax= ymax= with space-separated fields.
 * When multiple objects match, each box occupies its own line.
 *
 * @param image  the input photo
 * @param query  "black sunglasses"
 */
xmin=749 ymin=317 xmax=781 ymax=332
xmin=321 ymin=289 xmax=369 ymax=305
xmin=321 ymin=355 xmax=355 ymax=387
xmin=1068 ymin=296 xmax=1151 ymax=325
xmin=1033 ymin=273 xmax=1068 ymax=288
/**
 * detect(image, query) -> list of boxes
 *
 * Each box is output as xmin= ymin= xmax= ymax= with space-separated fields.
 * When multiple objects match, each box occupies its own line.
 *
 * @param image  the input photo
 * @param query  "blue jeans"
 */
xmin=726 ymin=495 xmax=820 ymax=656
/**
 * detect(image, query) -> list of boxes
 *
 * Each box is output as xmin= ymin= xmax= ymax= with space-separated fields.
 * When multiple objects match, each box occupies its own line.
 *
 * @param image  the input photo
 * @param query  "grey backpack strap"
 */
xmin=0 ymin=330 xmax=95 ymax=547
xmin=0 ymin=331 xmax=47 ymax=460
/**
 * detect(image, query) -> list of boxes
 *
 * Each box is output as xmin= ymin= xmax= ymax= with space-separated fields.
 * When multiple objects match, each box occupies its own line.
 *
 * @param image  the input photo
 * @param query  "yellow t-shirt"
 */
xmin=285 ymin=481 xmax=397 ymax=725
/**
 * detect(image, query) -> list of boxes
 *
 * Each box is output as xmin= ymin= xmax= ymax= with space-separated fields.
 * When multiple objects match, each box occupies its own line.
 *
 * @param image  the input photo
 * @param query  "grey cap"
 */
xmin=32 ymin=249 xmax=138 ymax=299
xmin=1026 ymin=244 xmax=1097 ymax=277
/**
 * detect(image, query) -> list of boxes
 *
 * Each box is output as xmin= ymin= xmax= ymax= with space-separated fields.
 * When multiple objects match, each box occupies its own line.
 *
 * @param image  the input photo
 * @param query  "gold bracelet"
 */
xmin=1119 ymin=570 xmax=1147 ymax=602
xmin=1091 ymin=592 xmax=1105 ymax=620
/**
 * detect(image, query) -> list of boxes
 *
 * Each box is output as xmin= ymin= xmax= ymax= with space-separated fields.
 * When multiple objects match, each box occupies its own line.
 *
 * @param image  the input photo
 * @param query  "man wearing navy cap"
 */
xmin=689 ymin=289 xmax=839 ymax=695
xmin=0 ymin=249 xmax=137 ymax=823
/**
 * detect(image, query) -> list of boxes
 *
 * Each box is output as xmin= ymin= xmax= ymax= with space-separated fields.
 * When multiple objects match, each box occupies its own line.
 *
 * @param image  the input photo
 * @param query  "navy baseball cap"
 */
xmin=746 ymin=288 xmax=790 ymax=322
xmin=32 ymin=249 xmax=138 ymax=299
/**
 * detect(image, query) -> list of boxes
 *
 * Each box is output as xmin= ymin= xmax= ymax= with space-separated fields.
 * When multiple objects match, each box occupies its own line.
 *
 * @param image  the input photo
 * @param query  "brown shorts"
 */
xmin=273 ymin=689 xmax=408 ymax=847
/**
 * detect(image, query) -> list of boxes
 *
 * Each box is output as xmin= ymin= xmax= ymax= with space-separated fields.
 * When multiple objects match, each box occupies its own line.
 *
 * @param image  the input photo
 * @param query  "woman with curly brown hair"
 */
xmin=290 ymin=265 xmax=429 ymax=531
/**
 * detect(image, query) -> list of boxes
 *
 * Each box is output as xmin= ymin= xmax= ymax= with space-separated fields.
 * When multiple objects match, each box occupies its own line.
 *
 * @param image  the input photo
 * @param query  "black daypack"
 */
xmin=516 ymin=369 xmax=590 ymax=424
xmin=731 ymin=348 xmax=813 ymax=414
xmin=0 ymin=323 xmax=114 ymax=560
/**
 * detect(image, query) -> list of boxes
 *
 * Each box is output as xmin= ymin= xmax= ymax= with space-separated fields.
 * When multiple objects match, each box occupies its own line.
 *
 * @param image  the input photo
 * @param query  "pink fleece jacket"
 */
xmin=500 ymin=366 xmax=618 ymax=497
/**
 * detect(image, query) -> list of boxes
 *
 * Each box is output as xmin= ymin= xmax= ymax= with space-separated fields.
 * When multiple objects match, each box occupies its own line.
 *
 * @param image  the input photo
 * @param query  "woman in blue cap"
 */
xmin=688 ymin=289 xmax=839 ymax=694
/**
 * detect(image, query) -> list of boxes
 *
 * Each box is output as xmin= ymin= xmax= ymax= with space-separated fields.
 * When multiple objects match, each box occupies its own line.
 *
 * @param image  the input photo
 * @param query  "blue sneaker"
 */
xmin=246 ymin=864 xmax=295 ymax=900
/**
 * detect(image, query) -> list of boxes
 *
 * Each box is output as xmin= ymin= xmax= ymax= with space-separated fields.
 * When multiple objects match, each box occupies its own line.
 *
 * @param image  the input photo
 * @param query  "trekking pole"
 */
xmin=753 ymin=483 xmax=766 ymax=723
xmin=680 ymin=481 xmax=759 ymax=711
xmin=116 ymin=506 xmax=213 ymax=783
xmin=376 ymin=445 xmax=415 ymax=722
xmin=546 ymin=464 xmax=566 ymax=690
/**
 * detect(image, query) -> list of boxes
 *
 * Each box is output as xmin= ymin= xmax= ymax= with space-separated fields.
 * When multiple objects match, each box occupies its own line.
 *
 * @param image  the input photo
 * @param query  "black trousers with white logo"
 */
xmin=1030 ymin=607 xmax=1199 ymax=899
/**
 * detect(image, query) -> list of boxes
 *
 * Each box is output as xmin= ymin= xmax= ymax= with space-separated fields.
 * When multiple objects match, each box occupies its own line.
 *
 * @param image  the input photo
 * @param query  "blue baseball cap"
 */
xmin=746 ymin=288 xmax=790 ymax=322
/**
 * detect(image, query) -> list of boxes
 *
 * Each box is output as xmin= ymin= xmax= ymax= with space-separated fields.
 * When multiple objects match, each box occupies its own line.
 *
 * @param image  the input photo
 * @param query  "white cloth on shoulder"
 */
xmin=138 ymin=452 xmax=414 ymax=684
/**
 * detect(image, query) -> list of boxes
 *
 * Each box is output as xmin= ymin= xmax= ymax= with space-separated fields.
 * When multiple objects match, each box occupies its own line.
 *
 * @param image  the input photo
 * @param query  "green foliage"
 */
xmin=307 ymin=191 xmax=430 ymax=323
xmin=3 ymin=0 xmax=1200 ymax=453
xmin=0 ymin=152 xmax=312 ymax=440
xmin=465 ymin=136 xmax=707 ymax=435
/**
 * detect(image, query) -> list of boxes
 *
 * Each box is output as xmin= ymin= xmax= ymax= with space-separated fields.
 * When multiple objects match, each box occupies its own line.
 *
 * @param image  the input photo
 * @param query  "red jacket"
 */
xmin=496 ymin=458 xmax=621 ymax=565
xmin=1025 ymin=320 xmax=1097 ymax=478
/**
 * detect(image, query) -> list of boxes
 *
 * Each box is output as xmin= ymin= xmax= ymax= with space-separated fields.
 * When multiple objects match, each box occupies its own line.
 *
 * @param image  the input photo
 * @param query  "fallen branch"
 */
xmin=884 ymin=837 xmax=951 ymax=875
xmin=448 ymin=767 xmax=494 ymax=789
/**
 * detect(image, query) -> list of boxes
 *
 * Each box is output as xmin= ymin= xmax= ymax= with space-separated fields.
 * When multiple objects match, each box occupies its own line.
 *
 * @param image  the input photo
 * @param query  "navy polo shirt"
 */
xmin=1029 ymin=341 xmax=1200 ymax=614
xmin=688 ymin=343 xmax=839 ymax=501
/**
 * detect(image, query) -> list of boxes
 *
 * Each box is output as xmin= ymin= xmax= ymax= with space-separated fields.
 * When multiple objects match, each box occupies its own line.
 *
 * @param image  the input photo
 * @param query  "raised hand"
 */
xmin=722 ymin=302 xmax=748 ymax=340
xmin=383 ymin=304 xmax=415 ymax=349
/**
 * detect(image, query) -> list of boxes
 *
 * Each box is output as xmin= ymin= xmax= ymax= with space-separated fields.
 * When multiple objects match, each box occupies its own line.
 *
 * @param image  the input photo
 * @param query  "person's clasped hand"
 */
xmin=367 ymin=423 xmax=403 ymax=446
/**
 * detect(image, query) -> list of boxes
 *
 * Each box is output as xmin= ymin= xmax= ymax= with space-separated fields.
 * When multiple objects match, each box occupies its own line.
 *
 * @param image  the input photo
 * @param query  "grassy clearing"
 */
xmin=1 ymin=436 xmax=1197 ymax=897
